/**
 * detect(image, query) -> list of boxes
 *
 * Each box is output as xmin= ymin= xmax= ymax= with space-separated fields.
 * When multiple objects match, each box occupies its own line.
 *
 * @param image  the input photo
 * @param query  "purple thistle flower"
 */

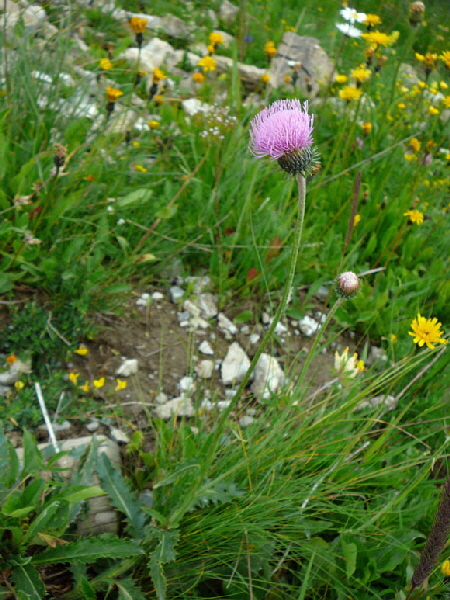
xmin=249 ymin=99 xmax=316 ymax=175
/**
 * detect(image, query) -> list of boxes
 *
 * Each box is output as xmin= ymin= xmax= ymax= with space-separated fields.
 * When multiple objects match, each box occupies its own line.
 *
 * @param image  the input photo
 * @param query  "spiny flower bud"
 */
xmin=336 ymin=271 xmax=360 ymax=299
xmin=409 ymin=1 xmax=425 ymax=26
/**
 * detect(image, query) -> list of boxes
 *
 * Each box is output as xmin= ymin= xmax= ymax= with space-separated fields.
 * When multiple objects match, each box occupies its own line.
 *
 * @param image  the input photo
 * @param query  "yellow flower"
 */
xmin=361 ymin=31 xmax=396 ymax=47
xmin=421 ymin=52 xmax=438 ymax=69
xmin=429 ymin=105 xmax=440 ymax=115
xmin=100 ymin=58 xmax=113 ymax=70
xmin=404 ymin=209 xmax=424 ymax=224
xmin=154 ymin=94 xmax=165 ymax=104
xmin=115 ymin=379 xmax=128 ymax=391
xmin=260 ymin=74 xmax=270 ymax=84
xmin=209 ymin=32 xmax=223 ymax=46
xmin=334 ymin=347 xmax=364 ymax=378
xmin=339 ymin=86 xmax=362 ymax=101
xmin=284 ymin=75 xmax=292 ymax=84
xmin=361 ymin=122 xmax=372 ymax=135
xmin=418 ymin=80 xmax=427 ymax=88
xmin=148 ymin=120 xmax=160 ymax=129
xmin=442 ymin=96 xmax=450 ymax=108
xmin=79 ymin=382 xmax=91 ymax=393
xmin=192 ymin=72 xmax=205 ymax=83
xmin=264 ymin=41 xmax=277 ymax=57
xmin=351 ymin=65 xmax=371 ymax=83
xmin=440 ymin=82 xmax=448 ymax=90
xmin=397 ymin=103 xmax=406 ymax=109
xmin=439 ymin=51 xmax=450 ymax=69
xmin=14 ymin=381 xmax=25 ymax=391
xmin=409 ymin=137 xmax=421 ymax=153
xmin=75 ymin=346 xmax=88 ymax=356
xmin=129 ymin=16 xmax=148 ymax=34
xmin=335 ymin=75 xmax=348 ymax=84
xmin=404 ymin=153 xmax=416 ymax=161
xmin=198 ymin=56 xmax=217 ymax=72
xmin=390 ymin=334 xmax=398 ymax=343
xmin=353 ymin=214 xmax=361 ymax=226
xmin=364 ymin=14 xmax=382 ymax=26
xmin=132 ymin=141 xmax=140 ymax=147
xmin=207 ymin=44 xmax=216 ymax=54
xmin=441 ymin=560 xmax=450 ymax=576
xmin=105 ymin=86 xmax=123 ymax=103
xmin=153 ymin=67 xmax=165 ymax=82
xmin=6 ymin=354 xmax=18 ymax=365
xmin=409 ymin=314 xmax=447 ymax=350
xmin=135 ymin=164 xmax=147 ymax=172
xmin=69 ymin=372 xmax=80 ymax=384
xmin=93 ymin=377 xmax=105 ymax=389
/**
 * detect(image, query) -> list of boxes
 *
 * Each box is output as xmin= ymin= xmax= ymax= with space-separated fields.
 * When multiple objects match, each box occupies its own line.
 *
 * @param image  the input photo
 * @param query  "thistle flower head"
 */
xmin=249 ymin=100 xmax=317 ymax=176
xmin=336 ymin=271 xmax=360 ymax=299
xmin=129 ymin=16 xmax=148 ymax=34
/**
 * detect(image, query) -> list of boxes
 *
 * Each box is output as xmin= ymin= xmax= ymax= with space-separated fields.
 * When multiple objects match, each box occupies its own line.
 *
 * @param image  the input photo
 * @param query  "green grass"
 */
xmin=1 ymin=0 xmax=450 ymax=597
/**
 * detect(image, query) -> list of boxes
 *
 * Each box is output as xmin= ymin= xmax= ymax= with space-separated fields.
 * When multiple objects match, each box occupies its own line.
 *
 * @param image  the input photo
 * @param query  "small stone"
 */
xmin=198 ymin=293 xmax=218 ymax=318
xmin=178 ymin=376 xmax=195 ymax=394
xmin=86 ymin=419 xmax=99 ymax=433
xmin=224 ymin=389 xmax=236 ymax=398
xmin=298 ymin=315 xmax=320 ymax=337
xmin=170 ymin=286 xmax=185 ymax=303
xmin=261 ymin=312 xmax=270 ymax=325
xmin=155 ymin=393 xmax=168 ymax=404
xmin=218 ymin=312 xmax=237 ymax=335
xmin=239 ymin=416 xmax=254 ymax=427
xmin=199 ymin=340 xmax=214 ymax=355
xmin=177 ymin=311 xmax=191 ymax=324
xmin=184 ymin=300 xmax=201 ymax=316
xmin=116 ymin=359 xmax=139 ymax=377
xmin=152 ymin=291 xmax=164 ymax=300
xmin=240 ymin=325 xmax=250 ymax=334
xmin=314 ymin=285 xmax=329 ymax=299
xmin=219 ymin=0 xmax=239 ymax=23
xmin=197 ymin=360 xmax=214 ymax=379
xmin=38 ymin=420 xmax=71 ymax=433
xmin=357 ymin=394 xmax=396 ymax=412
xmin=249 ymin=333 xmax=260 ymax=344
xmin=110 ymin=428 xmax=130 ymax=444
xmin=369 ymin=346 xmax=388 ymax=363
xmin=155 ymin=397 xmax=194 ymax=419
xmin=221 ymin=343 xmax=250 ymax=385
xmin=250 ymin=354 xmax=284 ymax=399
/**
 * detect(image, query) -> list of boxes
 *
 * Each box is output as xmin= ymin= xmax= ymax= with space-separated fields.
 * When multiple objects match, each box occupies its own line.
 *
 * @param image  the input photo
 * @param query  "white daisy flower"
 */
xmin=340 ymin=7 xmax=367 ymax=23
xmin=336 ymin=22 xmax=362 ymax=38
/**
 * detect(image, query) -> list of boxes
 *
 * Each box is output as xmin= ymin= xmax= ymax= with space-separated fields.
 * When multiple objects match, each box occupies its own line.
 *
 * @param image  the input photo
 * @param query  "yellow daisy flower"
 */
xmin=129 ymin=16 xmax=148 ymax=34
xmin=209 ymin=32 xmax=223 ymax=46
xmin=115 ymin=379 xmax=128 ymax=391
xmin=100 ymin=58 xmax=113 ymax=70
xmin=335 ymin=75 xmax=348 ymax=84
xmin=198 ymin=56 xmax=217 ymax=72
xmin=192 ymin=72 xmax=205 ymax=83
xmin=404 ymin=209 xmax=424 ymax=224
xmin=361 ymin=31 xmax=396 ymax=47
xmin=339 ymin=86 xmax=362 ymax=101
xmin=409 ymin=314 xmax=447 ymax=349
xmin=351 ymin=65 xmax=371 ymax=83
xmin=364 ymin=14 xmax=382 ymax=26
xmin=105 ymin=86 xmax=123 ymax=103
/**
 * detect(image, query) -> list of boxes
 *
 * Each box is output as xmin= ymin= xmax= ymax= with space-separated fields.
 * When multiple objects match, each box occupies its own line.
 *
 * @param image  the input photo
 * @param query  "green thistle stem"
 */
xmin=169 ymin=174 xmax=307 ymax=526
xmin=293 ymin=296 xmax=344 ymax=404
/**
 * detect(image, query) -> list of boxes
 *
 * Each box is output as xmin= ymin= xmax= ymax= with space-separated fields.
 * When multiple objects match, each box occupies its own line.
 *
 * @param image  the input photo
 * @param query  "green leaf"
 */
xmin=97 ymin=454 xmax=147 ymax=538
xmin=0 ymin=433 xmax=19 ymax=488
xmin=100 ymin=283 xmax=132 ymax=295
xmin=155 ymin=204 xmax=177 ymax=219
xmin=11 ymin=564 xmax=45 ymax=600
xmin=32 ymin=536 xmax=144 ymax=565
xmin=233 ymin=310 xmax=253 ymax=323
xmin=341 ymin=539 xmax=357 ymax=579
xmin=0 ymin=273 xmax=13 ymax=294
xmin=116 ymin=578 xmax=146 ymax=600
xmin=153 ymin=461 xmax=201 ymax=489
xmin=22 ymin=501 xmax=63 ymax=545
xmin=154 ymin=530 xmax=179 ymax=563
xmin=52 ymin=485 xmax=105 ymax=504
xmin=149 ymin=557 xmax=166 ymax=600
xmin=21 ymin=430 xmax=43 ymax=477
xmin=117 ymin=189 xmax=152 ymax=207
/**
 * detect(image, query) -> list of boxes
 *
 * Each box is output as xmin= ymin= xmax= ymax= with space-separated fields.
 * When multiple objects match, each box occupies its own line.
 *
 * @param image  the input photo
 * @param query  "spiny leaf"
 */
xmin=116 ymin=578 xmax=146 ymax=600
xmin=32 ymin=536 xmax=143 ymax=565
xmin=11 ymin=564 xmax=45 ymax=600
xmin=97 ymin=454 xmax=147 ymax=538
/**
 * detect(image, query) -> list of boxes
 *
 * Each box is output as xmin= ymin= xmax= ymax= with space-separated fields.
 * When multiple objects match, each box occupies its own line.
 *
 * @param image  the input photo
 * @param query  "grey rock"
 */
xmin=270 ymin=33 xmax=333 ymax=97
xmin=86 ymin=419 xmax=100 ymax=432
xmin=155 ymin=397 xmax=194 ymax=419
xmin=170 ymin=286 xmax=185 ymax=303
xmin=357 ymin=394 xmax=396 ymax=412
xmin=198 ymin=293 xmax=218 ymax=318
xmin=251 ymin=354 xmax=284 ymax=399
xmin=314 ymin=285 xmax=329 ymax=299
xmin=106 ymin=109 xmax=138 ymax=135
xmin=221 ymin=343 xmax=250 ymax=385
xmin=298 ymin=315 xmax=320 ymax=337
xmin=152 ymin=291 xmax=164 ymax=300
xmin=155 ymin=392 xmax=168 ymax=404
xmin=199 ymin=340 xmax=214 ymax=355
xmin=219 ymin=0 xmax=239 ymax=23
xmin=110 ymin=428 xmax=130 ymax=444
xmin=197 ymin=360 xmax=214 ymax=379
xmin=116 ymin=359 xmax=139 ymax=377
xmin=178 ymin=376 xmax=195 ymax=394
xmin=218 ymin=313 xmax=237 ymax=336
xmin=0 ymin=359 xmax=32 ymax=386
xmin=38 ymin=420 xmax=71 ymax=433
xmin=249 ymin=333 xmax=260 ymax=344
xmin=239 ymin=416 xmax=254 ymax=427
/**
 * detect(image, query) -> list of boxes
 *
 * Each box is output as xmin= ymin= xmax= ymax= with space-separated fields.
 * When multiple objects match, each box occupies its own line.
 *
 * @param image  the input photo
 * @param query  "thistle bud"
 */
xmin=409 ymin=1 xmax=425 ymax=26
xmin=336 ymin=271 xmax=360 ymax=299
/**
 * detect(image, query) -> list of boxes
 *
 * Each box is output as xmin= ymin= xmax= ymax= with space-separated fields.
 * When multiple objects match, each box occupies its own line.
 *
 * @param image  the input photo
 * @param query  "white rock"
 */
xmin=155 ymin=397 xmax=194 ymax=419
xmin=182 ymin=98 xmax=209 ymax=116
xmin=261 ymin=312 xmax=270 ymax=324
xmin=197 ymin=360 xmax=214 ymax=379
xmin=0 ymin=359 xmax=32 ymax=385
xmin=251 ymin=353 xmax=284 ymax=399
xmin=357 ymin=394 xmax=396 ymax=412
xmin=86 ymin=419 xmax=99 ymax=432
xmin=268 ymin=319 xmax=288 ymax=335
xmin=39 ymin=420 xmax=71 ymax=433
xmin=218 ymin=312 xmax=237 ymax=335
xmin=170 ymin=286 xmax=185 ymax=303
xmin=116 ymin=359 xmax=139 ymax=377
xmin=184 ymin=299 xmax=201 ymax=316
xmin=198 ymin=293 xmax=218 ymax=318
xmin=221 ymin=343 xmax=250 ymax=385
xmin=110 ymin=428 xmax=130 ymax=444
xmin=249 ymin=333 xmax=260 ymax=344
xmin=239 ymin=416 xmax=254 ymax=427
xmin=152 ymin=291 xmax=164 ymax=300
xmin=315 ymin=285 xmax=329 ymax=299
xmin=220 ymin=0 xmax=239 ymax=23
xmin=240 ymin=325 xmax=250 ymax=334
xmin=199 ymin=340 xmax=214 ymax=355
xmin=178 ymin=376 xmax=195 ymax=394
xmin=369 ymin=346 xmax=388 ymax=362
xmin=299 ymin=315 xmax=320 ymax=337
xmin=155 ymin=392 xmax=168 ymax=404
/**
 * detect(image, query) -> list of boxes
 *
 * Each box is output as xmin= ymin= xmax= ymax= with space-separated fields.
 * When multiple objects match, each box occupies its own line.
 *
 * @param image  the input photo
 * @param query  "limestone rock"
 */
xmin=270 ymin=33 xmax=333 ymax=96
xmin=250 ymin=353 xmax=284 ymax=399
xmin=155 ymin=397 xmax=194 ymax=419
xmin=221 ymin=343 xmax=250 ymax=385
xmin=116 ymin=359 xmax=139 ymax=377
xmin=197 ymin=360 xmax=214 ymax=379
xmin=298 ymin=315 xmax=320 ymax=337
xmin=219 ymin=0 xmax=239 ymax=23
